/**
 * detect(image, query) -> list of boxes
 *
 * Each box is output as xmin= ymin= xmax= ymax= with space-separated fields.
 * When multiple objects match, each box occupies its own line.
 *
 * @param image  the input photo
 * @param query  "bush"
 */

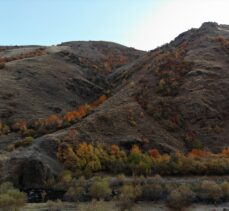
xmin=64 ymin=177 xmax=87 ymax=202
xmin=141 ymin=183 xmax=164 ymax=201
xmin=167 ymin=184 xmax=195 ymax=210
xmin=89 ymin=177 xmax=111 ymax=200
xmin=221 ymin=181 xmax=229 ymax=200
xmin=7 ymin=136 xmax=33 ymax=152
xmin=47 ymin=199 xmax=64 ymax=211
xmin=0 ymin=122 xmax=10 ymax=135
xmin=16 ymin=136 xmax=33 ymax=147
xmin=0 ymin=182 xmax=26 ymax=211
xmin=199 ymin=180 xmax=223 ymax=203
xmin=78 ymin=199 xmax=114 ymax=211
xmin=0 ymin=62 xmax=5 ymax=69
xmin=117 ymin=184 xmax=142 ymax=211
xmin=58 ymin=170 xmax=72 ymax=185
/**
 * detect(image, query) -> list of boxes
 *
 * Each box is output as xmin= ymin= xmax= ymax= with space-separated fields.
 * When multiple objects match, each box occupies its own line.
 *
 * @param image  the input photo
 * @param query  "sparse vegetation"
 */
xmin=0 ymin=48 xmax=46 ymax=65
xmin=7 ymin=136 xmax=33 ymax=151
xmin=6 ymin=95 xmax=107 ymax=138
xmin=0 ymin=182 xmax=26 ymax=211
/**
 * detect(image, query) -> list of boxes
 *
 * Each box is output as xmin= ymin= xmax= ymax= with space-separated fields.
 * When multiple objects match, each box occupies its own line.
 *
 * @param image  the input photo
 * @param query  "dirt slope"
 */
xmin=0 ymin=41 xmax=144 ymax=124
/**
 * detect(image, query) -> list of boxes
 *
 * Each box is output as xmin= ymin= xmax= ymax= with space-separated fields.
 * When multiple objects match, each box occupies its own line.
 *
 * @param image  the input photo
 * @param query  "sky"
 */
xmin=0 ymin=0 xmax=229 ymax=50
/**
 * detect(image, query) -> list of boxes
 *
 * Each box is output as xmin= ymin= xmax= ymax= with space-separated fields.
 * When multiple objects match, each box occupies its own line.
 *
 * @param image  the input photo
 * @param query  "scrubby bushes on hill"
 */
xmin=7 ymin=136 xmax=33 ymax=151
xmin=0 ymin=95 xmax=107 ymax=141
xmin=0 ymin=48 xmax=46 ymax=65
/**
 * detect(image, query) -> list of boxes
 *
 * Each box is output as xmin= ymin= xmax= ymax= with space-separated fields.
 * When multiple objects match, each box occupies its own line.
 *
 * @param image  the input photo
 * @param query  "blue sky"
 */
xmin=0 ymin=0 xmax=160 ymax=49
xmin=0 ymin=0 xmax=229 ymax=50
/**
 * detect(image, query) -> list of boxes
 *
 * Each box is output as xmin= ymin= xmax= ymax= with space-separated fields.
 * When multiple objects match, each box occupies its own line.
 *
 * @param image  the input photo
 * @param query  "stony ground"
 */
xmin=23 ymin=202 xmax=229 ymax=211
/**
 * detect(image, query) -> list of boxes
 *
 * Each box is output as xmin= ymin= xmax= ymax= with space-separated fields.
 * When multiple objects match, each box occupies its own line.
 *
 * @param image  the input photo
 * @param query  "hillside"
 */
xmin=0 ymin=41 xmax=143 ymax=123
xmin=0 ymin=22 xmax=229 ymax=189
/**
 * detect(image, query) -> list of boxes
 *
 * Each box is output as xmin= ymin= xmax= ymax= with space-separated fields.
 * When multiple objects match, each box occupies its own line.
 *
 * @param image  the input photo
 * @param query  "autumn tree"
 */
xmin=128 ymin=145 xmax=152 ymax=176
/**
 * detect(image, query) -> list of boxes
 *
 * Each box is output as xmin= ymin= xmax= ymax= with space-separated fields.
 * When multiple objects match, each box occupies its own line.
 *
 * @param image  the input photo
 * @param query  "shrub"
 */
xmin=89 ymin=177 xmax=111 ymax=200
xmin=64 ymin=177 xmax=87 ymax=202
xmin=78 ymin=199 xmax=114 ymax=211
xmin=117 ymin=184 xmax=142 ymax=211
xmin=186 ymin=139 xmax=203 ymax=150
xmin=47 ymin=199 xmax=64 ymax=211
xmin=0 ymin=182 xmax=26 ymax=211
xmin=141 ymin=183 xmax=164 ymax=201
xmin=119 ymin=184 xmax=142 ymax=201
xmin=147 ymin=104 xmax=161 ymax=119
xmin=167 ymin=184 xmax=195 ymax=210
xmin=16 ymin=136 xmax=33 ymax=147
xmin=198 ymin=180 xmax=223 ymax=203
xmin=222 ymin=147 xmax=229 ymax=157
xmin=58 ymin=170 xmax=72 ymax=185
xmin=0 ymin=62 xmax=5 ymax=69
xmin=7 ymin=136 xmax=33 ymax=151
xmin=0 ymin=122 xmax=10 ymax=135
xmin=221 ymin=181 xmax=229 ymax=200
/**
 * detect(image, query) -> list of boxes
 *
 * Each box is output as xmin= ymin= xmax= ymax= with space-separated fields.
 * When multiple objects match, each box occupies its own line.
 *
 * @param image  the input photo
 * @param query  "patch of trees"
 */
xmin=60 ymin=174 xmax=229 ymax=210
xmin=1 ymin=95 xmax=107 ymax=139
xmin=57 ymin=142 xmax=229 ymax=177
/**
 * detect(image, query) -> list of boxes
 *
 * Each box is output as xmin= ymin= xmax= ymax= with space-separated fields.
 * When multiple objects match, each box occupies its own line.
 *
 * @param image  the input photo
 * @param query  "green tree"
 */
xmin=128 ymin=145 xmax=152 ymax=176
xmin=89 ymin=177 xmax=111 ymax=200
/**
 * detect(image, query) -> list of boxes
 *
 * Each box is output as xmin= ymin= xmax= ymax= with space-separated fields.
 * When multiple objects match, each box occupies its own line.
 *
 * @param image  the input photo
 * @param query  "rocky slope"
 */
xmin=0 ymin=22 xmax=229 ymax=188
